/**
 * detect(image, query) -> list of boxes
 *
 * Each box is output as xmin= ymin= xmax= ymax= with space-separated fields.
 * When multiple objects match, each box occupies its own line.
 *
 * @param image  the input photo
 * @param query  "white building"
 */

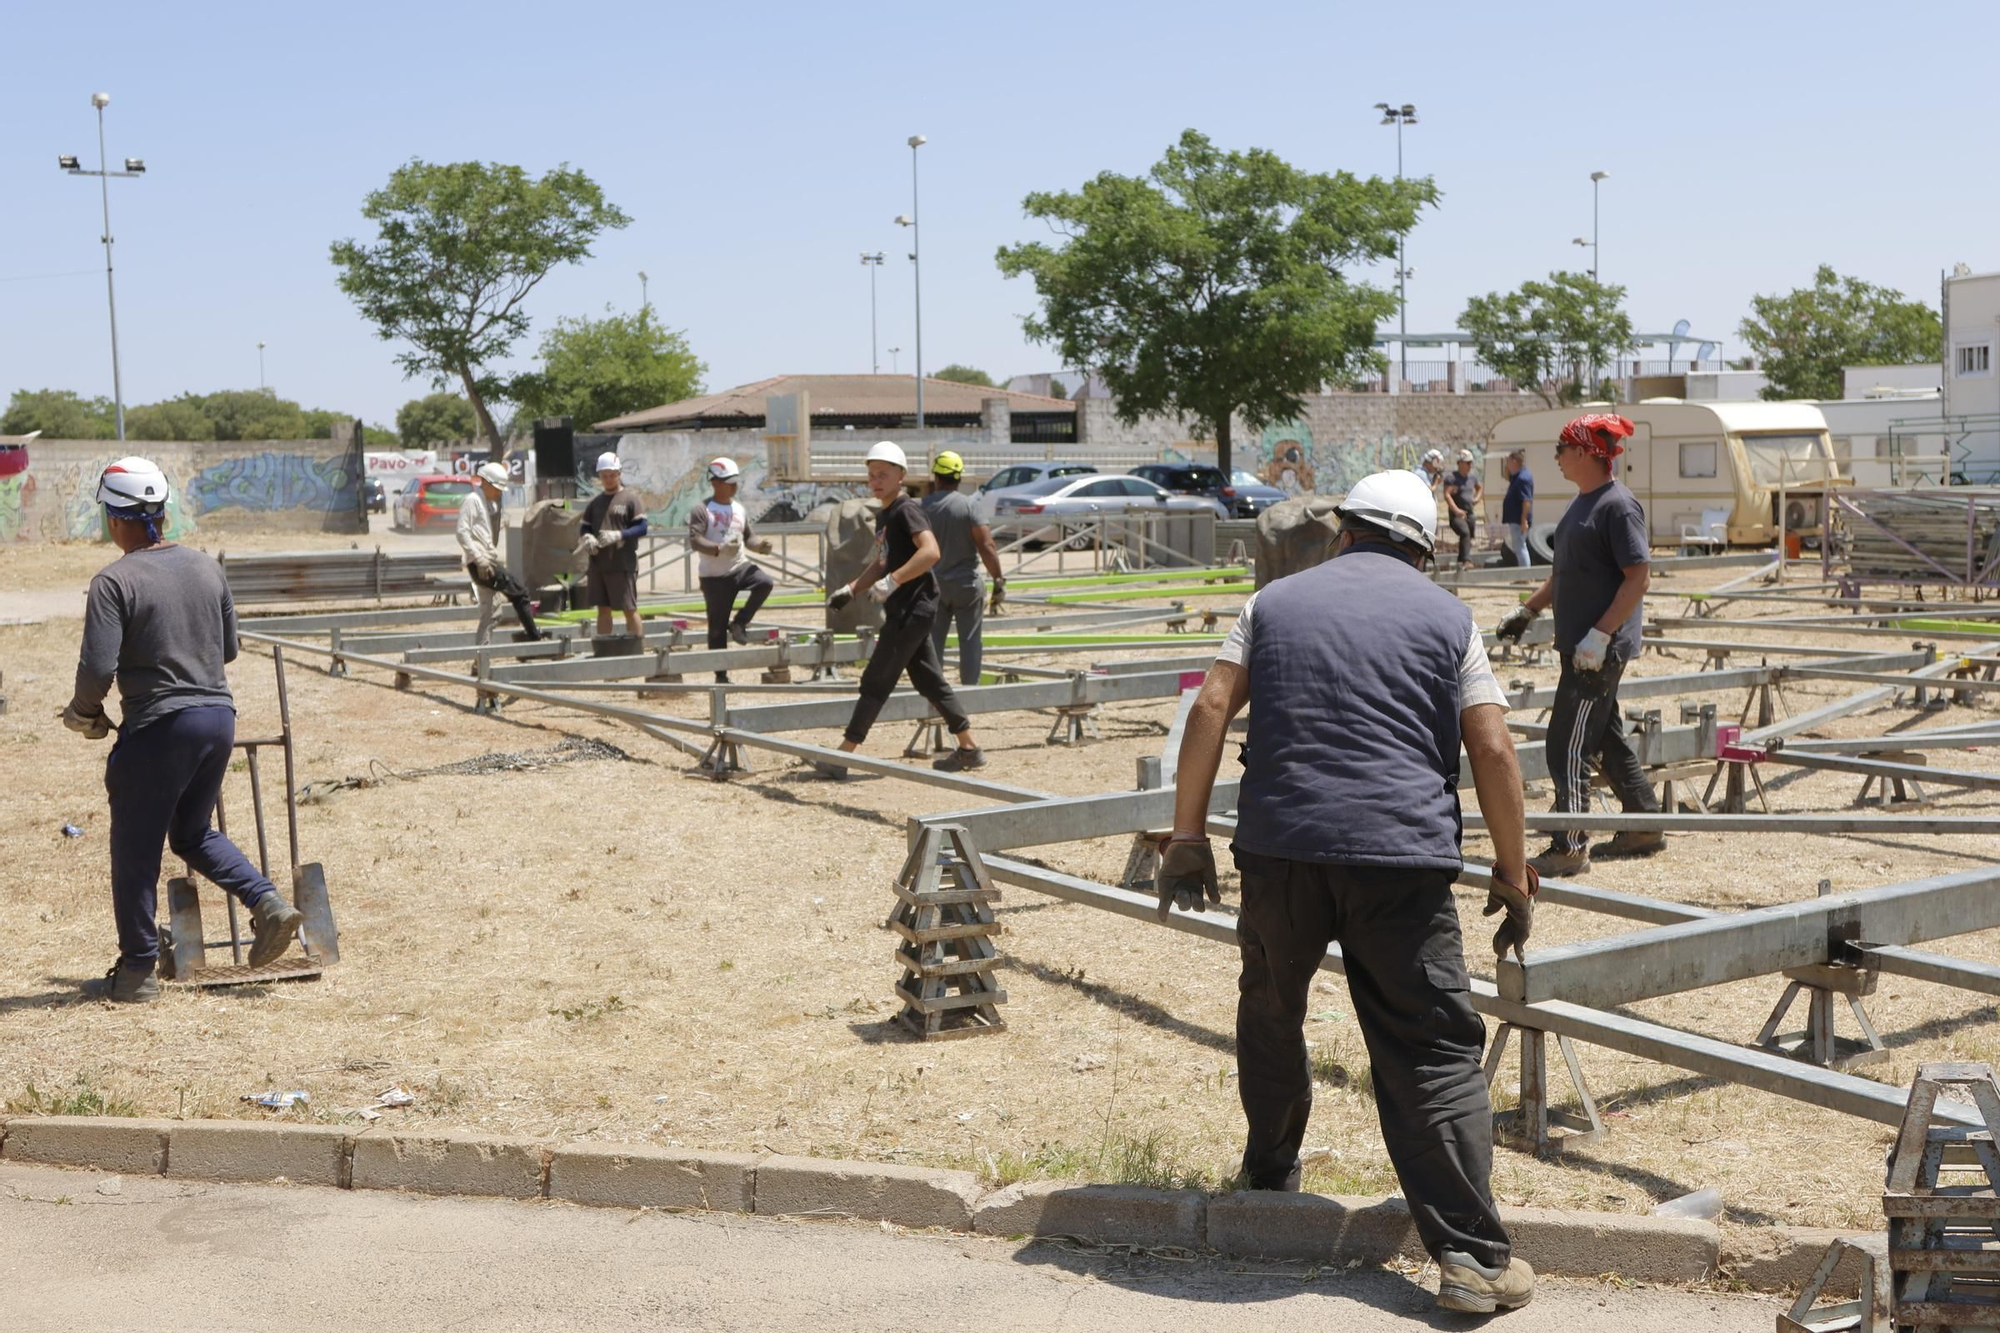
xmin=1943 ymin=267 xmax=2000 ymax=481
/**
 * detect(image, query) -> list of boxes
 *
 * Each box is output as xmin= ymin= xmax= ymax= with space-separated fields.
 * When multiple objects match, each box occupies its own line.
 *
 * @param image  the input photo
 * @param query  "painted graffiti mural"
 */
xmin=1248 ymin=419 xmax=1488 ymax=498
xmin=188 ymin=451 xmax=359 ymax=516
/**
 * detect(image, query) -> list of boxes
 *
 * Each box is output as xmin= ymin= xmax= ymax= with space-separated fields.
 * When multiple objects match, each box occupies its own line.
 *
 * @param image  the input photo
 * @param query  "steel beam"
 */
xmin=487 ymin=635 xmax=872 ymax=683
xmin=1785 ymin=665 xmax=2000 ymax=694
xmin=1764 ymin=748 xmax=2000 ymax=793
xmin=1744 ymin=645 xmax=2000 ymax=746
xmin=1473 ymin=811 xmax=2000 ymax=835
xmin=726 ymin=667 xmax=1199 ymax=734
xmin=1775 ymin=732 xmax=2000 ymax=756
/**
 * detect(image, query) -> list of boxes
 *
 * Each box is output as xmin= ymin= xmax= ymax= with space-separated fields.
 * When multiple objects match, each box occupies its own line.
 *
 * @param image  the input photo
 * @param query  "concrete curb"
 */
xmin=1722 ymin=1225 xmax=1869 ymax=1296
xmin=0 ymin=1116 xmax=1747 ymax=1285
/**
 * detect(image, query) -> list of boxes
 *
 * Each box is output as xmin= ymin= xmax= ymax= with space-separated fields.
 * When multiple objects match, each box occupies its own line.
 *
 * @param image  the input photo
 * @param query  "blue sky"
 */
xmin=3 ymin=0 xmax=1989 ymax=429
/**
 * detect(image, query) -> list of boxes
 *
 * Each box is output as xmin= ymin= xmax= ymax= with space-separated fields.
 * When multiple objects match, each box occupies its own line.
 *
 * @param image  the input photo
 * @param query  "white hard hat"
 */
xmin=864 ymin=440 xmax=908 ymax=471
xmin=597 ymin=452 xmax=622 ymax=473
xmin=707 ymin=456 xmax=741 ymax=481
xmin=1456 ymin=448 xmax=1475 ymax=463
xmin=1335 ymin=470 xmax=1438 ymax=553
xmin=95 ymin=456 xmax=170 ymax=511
xmin=476 ymin=462 xmax=510 ymax=487
xmin=1420 ymin=449 xmax=1444 ymax=465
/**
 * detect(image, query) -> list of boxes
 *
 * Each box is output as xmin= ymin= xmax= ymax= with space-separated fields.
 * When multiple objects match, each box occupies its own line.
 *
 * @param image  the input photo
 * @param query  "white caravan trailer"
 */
xmin=1485 ymin=400 xmax=1841 ymax=548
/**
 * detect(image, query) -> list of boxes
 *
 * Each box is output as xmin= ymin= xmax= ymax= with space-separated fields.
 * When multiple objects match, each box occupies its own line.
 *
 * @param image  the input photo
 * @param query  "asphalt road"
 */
xmin=0 ymin=1161 xmax=1781 ymax=1332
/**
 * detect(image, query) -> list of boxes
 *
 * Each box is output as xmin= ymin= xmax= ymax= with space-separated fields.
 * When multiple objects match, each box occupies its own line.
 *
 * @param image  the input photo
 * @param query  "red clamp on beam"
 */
xmin=1715 ymin=723 xmax=1766 ymax=763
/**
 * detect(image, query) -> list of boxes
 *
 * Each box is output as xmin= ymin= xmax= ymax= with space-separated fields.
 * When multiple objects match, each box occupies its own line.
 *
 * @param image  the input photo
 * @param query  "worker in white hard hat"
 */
xmin=821 ymin=441 xmax=985 ymax=775
xmin=577 ymin=451 xmax=648 ymax=645
xmin=1165 ymin=468 xmax=1536 ymax=1314
xmin=1416 ymin=448 xmax=1446 ymax=490
xmin=1443 ymin=448 xmax=1484 ymax=570
xmin=456 ymin=459 xmax=543 ymax=645
xmin=62 ymin=458 xmax=307 ymax=1003
xmin=920 ymin=450 xmax=1006 ymax=686
xmin=687 ymin=456 xmax=776 ymax=682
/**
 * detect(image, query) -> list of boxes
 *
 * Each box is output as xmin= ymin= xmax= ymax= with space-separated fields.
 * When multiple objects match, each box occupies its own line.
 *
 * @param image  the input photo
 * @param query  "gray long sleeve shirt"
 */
xmin=72 ymin=544 xmax=239 ymax=733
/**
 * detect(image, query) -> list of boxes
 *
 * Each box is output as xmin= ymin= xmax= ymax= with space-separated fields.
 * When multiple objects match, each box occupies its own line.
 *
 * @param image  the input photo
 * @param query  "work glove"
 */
xmin=59 ymin=702 xmax=111 ymax=740
xmin=719 ymin=539 xmax=742 ymax=564
xmin=1495 ymin=605 xmax=1539 ymax=643
xmin=1572 ymin=626 xmax=1612 ymax=672
xmin=473 ymin=558 xmax=495 ymax=582
xmin=1482 ymin=863 xmax=1539 ymax=963
xmin=867 ymin=574 xmax=898 ymax=604
xmin=826 ymin=585 xmax=854 ymax=612
xmin=988 ymin=576 xmax=1007 ymax=616
xmin=752 ymin=539 xmax=776 ymax=555
xmin=597 ymin=529 xmax=624 ymax=552
xmin=1154 ymin=835 xmax=1221 ymax=921
xmin=573 ymin=533 xmax=600 ymax=558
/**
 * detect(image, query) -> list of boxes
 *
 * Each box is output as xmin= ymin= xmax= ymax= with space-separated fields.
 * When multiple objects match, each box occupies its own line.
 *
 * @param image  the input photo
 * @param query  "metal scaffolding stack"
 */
xmin=1884 ymin=1062 xmax=2000 ymax=1329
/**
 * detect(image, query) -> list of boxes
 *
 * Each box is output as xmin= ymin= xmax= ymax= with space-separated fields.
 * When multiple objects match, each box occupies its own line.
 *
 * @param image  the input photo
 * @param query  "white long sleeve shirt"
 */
xmin=456 ymin=490 xmax=501 ymax=567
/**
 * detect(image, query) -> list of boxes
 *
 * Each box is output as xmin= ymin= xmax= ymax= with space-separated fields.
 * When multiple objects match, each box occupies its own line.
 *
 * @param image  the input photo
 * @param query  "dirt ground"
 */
xmin=4 ymin=533 xmax=1997 ymax=1235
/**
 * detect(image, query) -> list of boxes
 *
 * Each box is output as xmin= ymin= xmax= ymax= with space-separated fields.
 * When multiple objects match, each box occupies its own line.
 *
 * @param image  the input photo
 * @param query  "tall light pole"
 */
xmin=887 ymin=346 xmax=902 ymax=374
xmin=1589 ymin=171 xmax=1609 ymax=288
xmin=1375 ymin=101 xmax=1417 ymax=388
xmin=258 ymin=341 xmax=267 ymax=391
xmin=59 ymin=92 xmax=145 ymax=442
xmin=860 ymin=252 xmax=885 ymax=373
xmin=638 ymin=270 xmax=649 ymax=309
xmin=1571 ymin=236 xmax=1596 ymax=279
xmin=896 ymin=133 xmax=927 ymax=428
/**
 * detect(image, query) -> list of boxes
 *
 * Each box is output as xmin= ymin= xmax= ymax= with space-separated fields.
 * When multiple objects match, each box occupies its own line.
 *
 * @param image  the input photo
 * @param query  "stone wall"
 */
xmin=0 ymin=426 xmax=366 ymax=544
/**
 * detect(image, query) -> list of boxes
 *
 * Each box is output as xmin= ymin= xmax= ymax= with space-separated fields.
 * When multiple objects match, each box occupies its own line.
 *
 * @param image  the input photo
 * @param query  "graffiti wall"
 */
xmin=583 ymin=430 xmax=862 ymax=529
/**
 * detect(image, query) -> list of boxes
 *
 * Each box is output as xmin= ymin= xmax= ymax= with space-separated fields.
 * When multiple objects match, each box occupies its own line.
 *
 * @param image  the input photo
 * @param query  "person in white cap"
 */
xmin=821 ymin=442 xmax=985 ymax=774
xmin=577 ymin=451 xmax=648 ymax=645
xmin=686 ymin=456 xmax=775 ymax=682
xmin=1443 ymin=448 xmax=1484 ymax=569
xmin=62 ymin=457 xmax=307 ymax=1003
xmin=1415 ymin=448 xmax=1446 ymax=490
xmin=456 ymin=460 xmax=543 ymax=645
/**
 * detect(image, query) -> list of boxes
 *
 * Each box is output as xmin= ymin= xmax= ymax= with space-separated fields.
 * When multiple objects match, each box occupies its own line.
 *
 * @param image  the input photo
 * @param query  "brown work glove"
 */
xmin=1154 ymin=834 xmax=1220 ymax=921
xmin=988 ymin=577 xmax=1007 ymax=616
xmin=1483 ymin=863 xmax=1539 ymax=963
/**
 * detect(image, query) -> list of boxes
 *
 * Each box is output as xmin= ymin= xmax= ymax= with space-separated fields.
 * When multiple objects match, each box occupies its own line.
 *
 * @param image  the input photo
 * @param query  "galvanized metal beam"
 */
xmin=1471 ymin=811 xmax=2000 ymax=835
xmin=1744 ymin=644 xmax=2000 ymax=745
xmin=1777 ymin=732 xmax=2000 ymax=756
xmin=1764 ymin=748 xmax=2000 ymax=793
xmin=726 ymin=667 xmax=1202 ymax=734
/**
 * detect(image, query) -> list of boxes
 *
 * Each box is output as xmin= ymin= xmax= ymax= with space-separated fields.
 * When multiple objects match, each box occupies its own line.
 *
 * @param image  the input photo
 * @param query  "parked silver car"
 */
xmin=974 ymin=460 xmax=1100 ymax=521
xmin=989 ymin=473 xmax=1226 ymax=547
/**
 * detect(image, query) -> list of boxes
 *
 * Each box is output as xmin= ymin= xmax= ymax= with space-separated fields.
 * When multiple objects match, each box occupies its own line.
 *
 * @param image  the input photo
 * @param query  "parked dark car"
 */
xmin=1129 ymin=463 xmax=1281 ymax=519
xmin=1226 ymin=469 xmax=1289 ymax=517
xmin=363 ymin=478 xmax=388 ymax=514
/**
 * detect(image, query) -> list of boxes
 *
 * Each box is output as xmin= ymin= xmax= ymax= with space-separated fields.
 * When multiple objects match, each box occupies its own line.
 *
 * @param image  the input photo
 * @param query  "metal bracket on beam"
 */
xmin=1757 ymin=882 xmax=1889 ymax=1070
xmin=905 ymin=714 xmax=949 ymax=758
xmin=1485 ymin=1023 xmax=1604 ymax=1154
xmin=1119 ymin=832 xmax=1165 ymax=890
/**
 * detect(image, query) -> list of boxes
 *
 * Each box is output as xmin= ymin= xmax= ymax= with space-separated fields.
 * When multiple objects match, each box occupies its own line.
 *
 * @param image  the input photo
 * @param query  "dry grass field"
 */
xmin=4 ymin=532 xmax=1998 ymax=1234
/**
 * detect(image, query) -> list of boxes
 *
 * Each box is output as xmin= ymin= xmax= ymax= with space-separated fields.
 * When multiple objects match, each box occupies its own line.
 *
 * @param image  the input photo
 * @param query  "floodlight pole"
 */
xmin=1376 ymin=103 xmax=1418 ymax=389
xmin=258 ymin=341 xmax=267 ymax=391
xmin=861 ymin=252 xmax=885 ymax=374
xmin=908 ymin=135 xmax=927 ymax=429
xmin=61 ymin=94 xmax=144 ymax=441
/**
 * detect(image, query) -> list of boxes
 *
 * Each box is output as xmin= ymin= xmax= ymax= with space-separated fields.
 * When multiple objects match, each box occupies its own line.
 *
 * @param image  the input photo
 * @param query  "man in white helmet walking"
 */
xmin=687 ymin=456 xmax=777 ymax=683
xmin=1164 ymin=468 xmax=1538 ymax=1314
xmin=577 ymin=451 xmax=649 ymax=646
xmin=457 ymin=460 xmax=543 ymax=646
xmin=62 ymin=458 xmax=307 ymax=1003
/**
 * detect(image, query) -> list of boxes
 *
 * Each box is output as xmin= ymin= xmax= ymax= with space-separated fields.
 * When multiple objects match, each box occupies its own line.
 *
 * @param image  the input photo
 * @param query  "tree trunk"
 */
xmin=1215 ymin=414 xmax=1232 ymax=480
xmin=459 ymin=366 xmax=505 ymax=460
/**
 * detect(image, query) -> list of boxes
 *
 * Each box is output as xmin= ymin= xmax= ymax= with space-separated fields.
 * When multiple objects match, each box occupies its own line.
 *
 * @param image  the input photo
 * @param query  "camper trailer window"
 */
xmin=1740 ymin=433 xmax=1828 ymax=487
xmin=1679 ymin=441 xmax=1718 ymax=478
xmin=1957 ymin=343 xmax=1991 ymax=377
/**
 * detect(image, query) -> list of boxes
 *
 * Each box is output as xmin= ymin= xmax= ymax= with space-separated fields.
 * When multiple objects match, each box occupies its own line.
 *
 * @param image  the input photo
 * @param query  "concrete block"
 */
xmin=1205 ymin=1192 xmax=1420 ymax=1264
xmin=351 ymin=1131 xmax=545 ymax=1199
xmin=167 ymin=1121 xmax=350 ymax=1187
xmin=1 ymin=1116 xmax=173 ymax=1175
xmin=548 ymin=1143 xmax=757 ymax=1213
xmin=1722 ymin=1226 xmax=1864 ymax=1295
xmin=1500 ymin=1205 xmax=1717 ymax=1283
xmin=754 ymin=1155 xmax=980 ymax=1231
xmin=973 ymin=1181 xmax=1204 ymax=1249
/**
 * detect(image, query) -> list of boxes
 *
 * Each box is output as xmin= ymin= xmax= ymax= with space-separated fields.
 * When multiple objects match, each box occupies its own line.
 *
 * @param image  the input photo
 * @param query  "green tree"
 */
xmin=361 ymin=423 xmax=399 ymax=446
xmin=1 ymin=388 xmax=117 ymax=438
xmin=1460 ymin=272 xmax=1635 ymax=407
xmin=933 ymin=364 xmax=995 ymax=387
xmin=330 ymin=160 xmax=631 ymax=454
xmin=997 ymin=129 xmax=1430 ymax=475
xmin=125 ymin=398 xmax=219 ymax=441
xmin=509 ymin=304 xmax=705 ymax=429
xmin=1737 ymin=265 xmax=1942 ymax=401
xmin=1046 ymin=378 xmax=1069 ymax=401
xmin=396 ymin=392 xmax=479 ymax=447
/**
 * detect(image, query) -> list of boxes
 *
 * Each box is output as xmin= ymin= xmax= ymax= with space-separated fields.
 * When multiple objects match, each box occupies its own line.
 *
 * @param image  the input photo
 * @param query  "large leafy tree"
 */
xmin=933 ymin=364 xmax=995 ymax=387
xmin=1 ymin=388 xmax=117 ymax=438
xmin=509 ymin=305 xmax=705 ymax=430
xmin=1738 ymin=265 xmax=1942 ymax=401
xmin=395 ymin=392 xmax=479 ymax=447
xmin=330 ymin=160 xmax=631 ymax=455
xmin=997 ymin=129 xmax=1431 ymax=474
xmin=1461 ymin=272 xmax=1635 ymax=407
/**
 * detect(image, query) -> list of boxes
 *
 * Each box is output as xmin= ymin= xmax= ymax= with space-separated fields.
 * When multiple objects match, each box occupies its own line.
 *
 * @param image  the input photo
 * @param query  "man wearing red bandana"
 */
xmin=1492 ymin=414 xmax=1663 ymax=876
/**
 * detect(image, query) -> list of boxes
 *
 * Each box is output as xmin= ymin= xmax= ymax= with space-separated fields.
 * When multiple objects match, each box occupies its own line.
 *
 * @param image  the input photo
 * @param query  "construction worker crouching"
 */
xmin=61 ymin=458 xmax=306 ymax=1003
xmin=457 ymin=461 xmax=543 ymax=645
xmin=687 ymin=456 xmax=776 ymax=683
xmin=919 ymin=450 xmax=1006 ymax=686
xmin=1495 ymin=413 xmax=1662 ymax=877
xmin=1167 ymin=468 xmax=1537 ymax=1314
xmin=577 ymin=451 xmax=649 ymax=647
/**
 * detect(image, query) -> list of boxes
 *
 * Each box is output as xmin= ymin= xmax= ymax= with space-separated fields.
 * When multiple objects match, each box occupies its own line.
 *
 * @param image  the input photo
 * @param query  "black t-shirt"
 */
xmin=582 ymin=487 xmax=646 ymax=573
xmin=875 ymin=495 xmax=939 ymax=619
xmin=1552 ymin=480 xmax=1650 ymax=658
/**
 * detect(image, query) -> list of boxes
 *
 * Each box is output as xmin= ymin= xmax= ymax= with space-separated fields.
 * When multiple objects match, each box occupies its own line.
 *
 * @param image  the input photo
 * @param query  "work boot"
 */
xmin=1592 ymin=829 xmax=1667 ymax=861
xmin=728 ymin=623 xmax=749 ymax=646
xmin=1436 ymin=1250 xmax=1535 ymax=1314
xmin=932 ymin=746 xmax=986 ymax=772
xmin=83 ymin=961 xmax=160 ymax=1004
xmin=248 ymin=893 xmax=305 ymax=967
xmin=1527 ymin=845 xmax=1590 ymax=879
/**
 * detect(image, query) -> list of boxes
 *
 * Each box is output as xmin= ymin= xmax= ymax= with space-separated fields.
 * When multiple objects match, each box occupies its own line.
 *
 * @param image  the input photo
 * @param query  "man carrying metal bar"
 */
xmin=1164 ymin=469 xmax=1537 ymax=1314
xmin=688 ymin=456 xmax=776 ymax=683
xmin=577 ymin=451 xmax=649 ymax=647
xmin=457 ymin=461 xmax=543 ymax=646
xmin=1444 ymin=448 xmax=1484 ymax=569
xmin=1495 ymin=413 xmax=1662 ymax=877
xmin=821 ymin=442 xmax=986 ymax=775
xmin=920 ymin=450 xmax=1005 ymax=686
xmin=61 ymin=458 xmax=305 ymax=1003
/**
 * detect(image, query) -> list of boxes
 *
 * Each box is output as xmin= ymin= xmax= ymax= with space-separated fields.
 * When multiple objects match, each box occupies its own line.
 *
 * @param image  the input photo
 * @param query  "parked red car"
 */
xmin=391 ymin=474 xmax=477 ymax=531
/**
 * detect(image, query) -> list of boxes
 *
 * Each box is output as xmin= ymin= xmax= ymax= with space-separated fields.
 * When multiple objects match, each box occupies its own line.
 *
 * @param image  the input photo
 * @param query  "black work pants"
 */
xmin=1448 ymin=510 xmax=1475 ymax=566
xmin=701 ymin=565 xmax=776 ymax=650
xmin=1545 ymin=653 xmax=1658 ymax=855
xmin=1232 ymin=850 xmax=1510 ymax=1269
xmin=468 ymin=561 xmax=539 ymax=644
xmin=843 ymin=602 xmax=971 ymax=745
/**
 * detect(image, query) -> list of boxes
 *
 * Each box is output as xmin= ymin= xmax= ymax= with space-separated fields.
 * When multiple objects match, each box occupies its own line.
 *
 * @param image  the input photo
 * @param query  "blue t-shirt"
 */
xmin=1502 ymin=467 xmax=1534 ymax=525
xmin=1552 ymin=480 xmax=1650 ymax=658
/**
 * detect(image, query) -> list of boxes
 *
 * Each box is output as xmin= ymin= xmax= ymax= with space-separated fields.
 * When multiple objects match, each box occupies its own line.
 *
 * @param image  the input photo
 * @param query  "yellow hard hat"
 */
xmin=932 ymin=450 xmax=964 ymax=479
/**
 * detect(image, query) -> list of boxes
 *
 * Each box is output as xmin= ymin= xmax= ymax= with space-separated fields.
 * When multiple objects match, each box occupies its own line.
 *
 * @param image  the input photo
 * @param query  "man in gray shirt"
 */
xmin=920 ymin=451 xmax=1005 ymax=685
xmin=63 ymin=457 xmax=305 ymax=1002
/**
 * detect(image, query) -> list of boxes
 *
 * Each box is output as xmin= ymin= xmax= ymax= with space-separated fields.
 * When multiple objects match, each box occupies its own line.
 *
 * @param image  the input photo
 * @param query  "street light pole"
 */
xmin=1375 ymin=102 xmax=1418 ymax=389
xmin=639 ymin=269 xmax=649 ymax=309
xmin=1590 ymin=171 xmax=1609 ymax=286
xmin=887 ymin=346 xmax=902 ymax=374
xmin=258 ymin=341 xmax=267 ymax=391
xmin=59 ymin=93 xmax=145 ymax=441
xmin=896 ymin=135 xmax=928 ymax=429
xmin=860 ymin=252 xmax=885 ymax=374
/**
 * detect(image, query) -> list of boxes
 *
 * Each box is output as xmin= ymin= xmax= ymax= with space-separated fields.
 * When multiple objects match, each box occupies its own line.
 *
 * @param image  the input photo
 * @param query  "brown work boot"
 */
xmin=1436 ymin=1250 xmax=1535 ymax=1314
xmin=83 ymin=962 xmax=161 ymax=1004
xmin=1592 ymin=829 xmax=1666 ymax=860
xmin=248 ymin=893 xmax=305 ymax=967
xmin=1527 ymin=845 xmax=1590 ymax=879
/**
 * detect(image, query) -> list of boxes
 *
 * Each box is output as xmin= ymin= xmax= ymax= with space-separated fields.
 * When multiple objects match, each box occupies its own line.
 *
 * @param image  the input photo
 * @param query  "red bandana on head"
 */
xmin=1558 ymin=413 xmax=1634 ymax=460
